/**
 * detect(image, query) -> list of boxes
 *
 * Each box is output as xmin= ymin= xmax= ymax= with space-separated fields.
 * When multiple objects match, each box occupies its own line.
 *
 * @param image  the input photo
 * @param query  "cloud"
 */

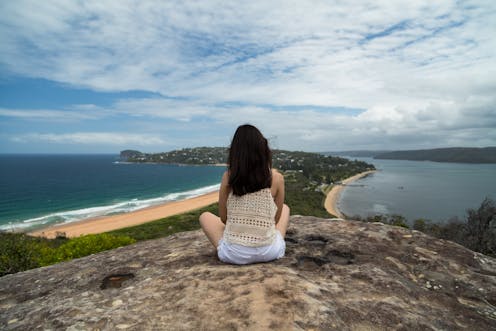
xmin=11 ymin=132 xmax=165 ymax=146
xmin=0 ymin=0 xmax=495 ymax=151
xmin=0 ymin=107 xmax=104 ymax=121
xmin=113 ymin=98 xmax=210 ymax=122
xmin=2 ymin=91 xmax=494 ymax=151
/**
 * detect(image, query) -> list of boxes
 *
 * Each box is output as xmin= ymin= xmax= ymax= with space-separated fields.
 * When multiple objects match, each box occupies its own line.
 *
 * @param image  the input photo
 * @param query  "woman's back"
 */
xmin=223 ymin=187 xmax=277 ymax=247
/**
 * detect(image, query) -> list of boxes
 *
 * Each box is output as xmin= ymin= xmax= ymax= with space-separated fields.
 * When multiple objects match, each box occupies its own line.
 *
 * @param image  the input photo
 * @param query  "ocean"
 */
xmin=3 ymin=154 xmax=495 ymax=232
xmin=338 ymin=157 xmax=496 ymax=223
xmin=0 ymin=154 xmax=225 ymax=231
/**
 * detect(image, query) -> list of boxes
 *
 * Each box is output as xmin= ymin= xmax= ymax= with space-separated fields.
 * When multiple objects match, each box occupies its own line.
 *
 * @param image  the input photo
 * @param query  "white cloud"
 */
xmin=11 ymin=132 xmax=165 ymax=146
xmin=113 ymin=98 xmax=210 ymax=121
xmin=0 ymin=107 xmax=104 ymax=121
xmin=0 ymin=0 xmax=495 ymax=150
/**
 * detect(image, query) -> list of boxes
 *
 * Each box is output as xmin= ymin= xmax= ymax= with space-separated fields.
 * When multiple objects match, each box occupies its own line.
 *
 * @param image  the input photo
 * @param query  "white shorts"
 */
xmin=217 ymin=231 xmax=286 ymax=265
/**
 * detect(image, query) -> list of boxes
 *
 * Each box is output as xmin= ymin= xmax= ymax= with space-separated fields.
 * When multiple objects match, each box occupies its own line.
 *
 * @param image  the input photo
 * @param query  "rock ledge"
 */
xmin=1 ymin=216 xmax=495 ymax=330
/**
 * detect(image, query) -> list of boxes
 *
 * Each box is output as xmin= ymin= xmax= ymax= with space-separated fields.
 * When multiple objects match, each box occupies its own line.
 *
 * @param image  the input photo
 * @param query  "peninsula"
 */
xmin=121 ymin=147 xmax=376 ymax=218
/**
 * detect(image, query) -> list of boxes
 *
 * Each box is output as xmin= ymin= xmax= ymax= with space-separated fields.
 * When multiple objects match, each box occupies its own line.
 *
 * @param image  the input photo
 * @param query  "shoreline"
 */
xmin=117 ymin=161 xmax=227 ymax=167
xmin=324 ymin=170 xmax=376 ymax=218
xmin=28 ymin=191 xmax=219 ymax=239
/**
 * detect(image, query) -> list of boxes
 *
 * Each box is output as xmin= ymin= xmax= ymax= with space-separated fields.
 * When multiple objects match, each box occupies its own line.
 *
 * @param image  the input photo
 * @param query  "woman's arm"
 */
xmin=218 ymin=171 xmax=230 ymax=224
xmin=273 ymin=170 xmax=285 ymax=224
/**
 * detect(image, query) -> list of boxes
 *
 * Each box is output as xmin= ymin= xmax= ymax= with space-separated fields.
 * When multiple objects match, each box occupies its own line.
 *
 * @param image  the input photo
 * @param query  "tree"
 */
xmin=413 ymin=219 xmax=427 ymax=232
xmin=438 ymin=217 xmax=466 ymax=245
xmin=465 ymin=198 xmax=496 ymax=255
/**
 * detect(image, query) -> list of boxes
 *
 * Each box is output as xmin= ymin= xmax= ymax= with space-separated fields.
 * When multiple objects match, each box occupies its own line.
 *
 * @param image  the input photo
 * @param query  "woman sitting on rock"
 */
xmin=199 ymin=124 xmax=290 ymax=265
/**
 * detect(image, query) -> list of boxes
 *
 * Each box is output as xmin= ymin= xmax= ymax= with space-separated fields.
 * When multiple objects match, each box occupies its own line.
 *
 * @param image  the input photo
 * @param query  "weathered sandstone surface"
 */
xmin=1 ymin=216 xmax=495 ymax=330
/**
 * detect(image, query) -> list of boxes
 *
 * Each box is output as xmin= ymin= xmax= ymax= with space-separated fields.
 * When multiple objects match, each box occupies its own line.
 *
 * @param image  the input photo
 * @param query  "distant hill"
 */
xmin=375 ymin=147 xmax=496 ymax=163
xmin=323 ymin=150 xmax=390 ymax=157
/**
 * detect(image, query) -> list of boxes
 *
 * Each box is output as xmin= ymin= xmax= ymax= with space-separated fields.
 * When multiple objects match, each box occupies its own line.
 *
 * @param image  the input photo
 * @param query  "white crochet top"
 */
xmin=223 ymin=188 xmax=278 ymax=247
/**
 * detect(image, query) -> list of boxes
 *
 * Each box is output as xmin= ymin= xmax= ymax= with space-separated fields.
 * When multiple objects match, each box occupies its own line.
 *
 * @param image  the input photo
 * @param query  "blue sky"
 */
xmin=1 ymin=1 xmax=495 ymax=153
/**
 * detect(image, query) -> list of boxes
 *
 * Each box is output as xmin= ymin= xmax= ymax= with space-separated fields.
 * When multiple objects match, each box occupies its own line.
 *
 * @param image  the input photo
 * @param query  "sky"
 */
xmin=0 ymin=0 xmax=495 ymax=153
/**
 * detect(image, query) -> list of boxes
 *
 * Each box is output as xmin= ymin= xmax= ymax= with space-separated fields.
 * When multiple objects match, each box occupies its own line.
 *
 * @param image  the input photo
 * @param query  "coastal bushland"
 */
xmin=0 ymin=232 xmax=135 ymax=276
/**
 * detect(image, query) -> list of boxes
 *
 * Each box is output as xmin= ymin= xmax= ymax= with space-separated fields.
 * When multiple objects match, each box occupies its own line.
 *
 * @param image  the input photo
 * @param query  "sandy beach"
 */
xmin=324 ymin=170 xmax=376 ymax=218
xmin=28 ymin=170 xmax=373 ymax=238
xmin=29 ymin=191 xmax=219 ymax=239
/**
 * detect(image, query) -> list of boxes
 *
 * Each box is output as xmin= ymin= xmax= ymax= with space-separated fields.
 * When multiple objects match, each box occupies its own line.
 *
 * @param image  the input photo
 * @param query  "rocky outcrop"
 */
xmin=1 ymin=216 xmax=495 ymax=330
xmin=119 ymin=150 xmax=143 ymax=160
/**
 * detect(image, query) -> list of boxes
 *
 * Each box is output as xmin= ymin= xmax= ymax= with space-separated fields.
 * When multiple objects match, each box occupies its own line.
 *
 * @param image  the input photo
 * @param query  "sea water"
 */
xmin=0 ymin=154 xmax=225 ymax=231
xmin=338 ymin=157 xmax=496 ymax=223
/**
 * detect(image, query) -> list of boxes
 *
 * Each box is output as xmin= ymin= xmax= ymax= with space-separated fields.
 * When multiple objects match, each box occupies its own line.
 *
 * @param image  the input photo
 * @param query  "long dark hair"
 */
xmin=228 ymin=124 xmax=272 ymax=196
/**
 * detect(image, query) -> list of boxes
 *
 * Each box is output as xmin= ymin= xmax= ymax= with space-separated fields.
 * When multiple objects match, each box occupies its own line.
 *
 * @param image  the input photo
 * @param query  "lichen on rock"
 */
xmin=1 ymin=216 xmax=495 ymax=330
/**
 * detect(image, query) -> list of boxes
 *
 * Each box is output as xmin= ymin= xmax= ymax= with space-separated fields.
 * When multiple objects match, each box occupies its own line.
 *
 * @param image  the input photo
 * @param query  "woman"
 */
xmin=199 ymin=124 xmax=290 ymax=265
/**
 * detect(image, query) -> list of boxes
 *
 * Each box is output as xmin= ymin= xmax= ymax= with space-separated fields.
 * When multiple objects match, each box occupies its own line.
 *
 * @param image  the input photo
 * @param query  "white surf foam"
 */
xmin=0 ymin=183 xmax=220 ymax=232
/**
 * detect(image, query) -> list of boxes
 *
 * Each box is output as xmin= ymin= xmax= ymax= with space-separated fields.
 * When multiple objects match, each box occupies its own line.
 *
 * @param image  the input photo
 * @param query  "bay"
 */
xmin=338 ymin=157 xmax=496 ymax=223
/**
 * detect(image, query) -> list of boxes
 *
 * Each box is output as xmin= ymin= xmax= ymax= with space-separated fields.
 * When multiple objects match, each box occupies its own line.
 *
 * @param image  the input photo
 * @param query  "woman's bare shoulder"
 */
xmin=271 ymin=168 xmax=284 ymax=182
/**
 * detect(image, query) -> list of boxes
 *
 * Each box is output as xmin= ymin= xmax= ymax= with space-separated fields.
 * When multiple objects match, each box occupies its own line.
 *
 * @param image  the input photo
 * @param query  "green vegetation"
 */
xmin=39 ymin=234 xmax=136 ymax=265
xmin=375 ymin=147 xmax=496 ymax=163
xmin=352 ymin=214 xmax=410 ymax=228
xmin=273 ymin=150 xmax=373 ymax=217
xmin=0 ymin=232 xmax=135 ymax=276
xmin=283 ymin=171 xmax=331 ymax=218
xmin=0 ymin=233 xmax=45 ymax=276
xmin=272 ymin=150 xmax=373 ymax=184
xmin=121 ymin=147 xmax=228 ymax=165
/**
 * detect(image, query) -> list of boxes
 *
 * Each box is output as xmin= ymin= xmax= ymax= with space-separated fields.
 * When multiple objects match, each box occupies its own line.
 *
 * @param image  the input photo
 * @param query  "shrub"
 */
xmin=387 ymin=215 xmax=409 ymax=228
xmin=0 ymin=232 xmax=43 ymax=276
xmin=411 ymin=199 xmax=495 ymax=257
xmin=39 ymin=233 xmax=136 ymax=265
xmin=465 ymin=198 xmax=496 ymax=256
xmin=438 ymin=217 xmax=466 ymax=244
xmin=0 ymin=232 xmax=136 ymax=276
xmin=412 ymin=219 xmax=427 ymax=232
xmin=351 ymin=214 xmax=409 ymax=228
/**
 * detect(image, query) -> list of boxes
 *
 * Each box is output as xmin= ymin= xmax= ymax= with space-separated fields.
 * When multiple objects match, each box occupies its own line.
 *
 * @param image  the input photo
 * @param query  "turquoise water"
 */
xmin=0 ymin=154 xmax=225 ymax=231
xmin=338 ymin=157 xmax=496 ymax=223
xmin=3 ymin=154 xmax=494 ymax=231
